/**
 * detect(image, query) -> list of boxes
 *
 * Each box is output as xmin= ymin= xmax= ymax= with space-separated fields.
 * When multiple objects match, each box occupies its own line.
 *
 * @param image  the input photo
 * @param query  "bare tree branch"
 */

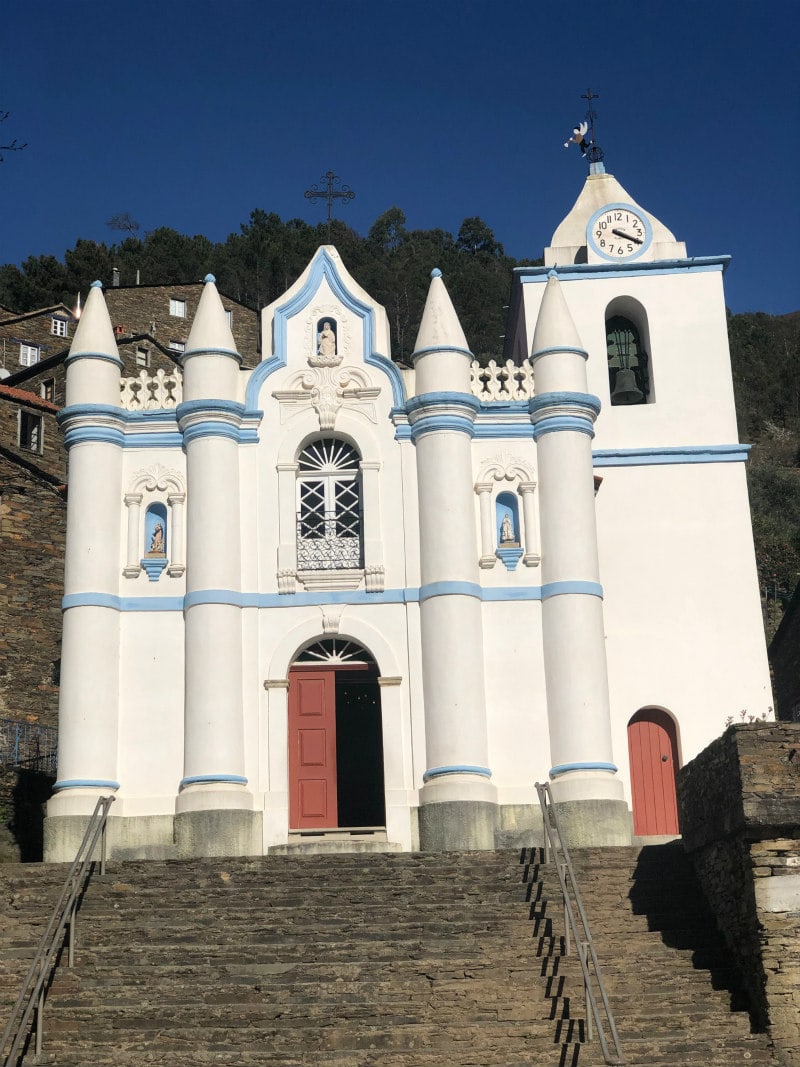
xmin=0 ymin=110 xmax=28 ymax=163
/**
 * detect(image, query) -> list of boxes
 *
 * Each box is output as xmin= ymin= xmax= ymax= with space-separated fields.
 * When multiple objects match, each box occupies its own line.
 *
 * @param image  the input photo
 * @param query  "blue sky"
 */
xmin=1 ymin=0 xmax=797 ymax=315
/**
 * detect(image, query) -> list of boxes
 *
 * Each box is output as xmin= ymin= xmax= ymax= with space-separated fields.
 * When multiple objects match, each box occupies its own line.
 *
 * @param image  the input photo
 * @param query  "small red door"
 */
xmin=288 ymin=669 xmax=338 ymax=829
xmin=628 ymin=710 xmax=679 ymax=836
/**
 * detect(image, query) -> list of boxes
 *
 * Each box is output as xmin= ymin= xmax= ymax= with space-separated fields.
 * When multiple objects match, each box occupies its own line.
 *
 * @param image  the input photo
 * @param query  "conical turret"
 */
xmin=182 ymin=275 xmax=241 ymax=403
xmin=412 ymin=269 xmax=471 ymax=395
xmin=65 ymin=280 xmax=122 ymax=407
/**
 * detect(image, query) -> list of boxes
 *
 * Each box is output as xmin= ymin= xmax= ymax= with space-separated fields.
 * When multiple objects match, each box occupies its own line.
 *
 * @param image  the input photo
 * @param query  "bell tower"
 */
xmin=505 ymin=117 xmax=771 ymax=843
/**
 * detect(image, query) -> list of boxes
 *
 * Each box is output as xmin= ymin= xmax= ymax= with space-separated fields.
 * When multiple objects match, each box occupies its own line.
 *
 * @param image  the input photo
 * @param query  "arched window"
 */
xmin=607 ymin=315 xmax=650 ymax=405
xmin=296 ymin=438 xmax=363 ymax=571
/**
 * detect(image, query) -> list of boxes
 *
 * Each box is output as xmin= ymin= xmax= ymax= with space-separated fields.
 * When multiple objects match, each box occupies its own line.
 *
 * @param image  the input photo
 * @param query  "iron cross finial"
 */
xmin=580 ymin=89 xmax=604 ymax=166
xmin=304 ymin=171 xmax=356 ymax=243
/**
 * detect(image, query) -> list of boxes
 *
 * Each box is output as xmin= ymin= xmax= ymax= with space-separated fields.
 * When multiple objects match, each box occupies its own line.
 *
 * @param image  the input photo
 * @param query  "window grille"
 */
xmin=296 ymin=438 xmax=362 ymax=570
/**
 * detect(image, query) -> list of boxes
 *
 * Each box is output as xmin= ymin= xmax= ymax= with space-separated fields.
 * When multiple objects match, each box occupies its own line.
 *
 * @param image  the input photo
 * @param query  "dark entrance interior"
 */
xmin=335 ymin=669 xmax=385 ymax=828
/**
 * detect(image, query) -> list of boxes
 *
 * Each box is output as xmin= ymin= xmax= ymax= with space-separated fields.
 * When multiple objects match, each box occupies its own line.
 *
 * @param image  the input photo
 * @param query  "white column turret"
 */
xmin=530 ymin=273 xmax=629 ymax=845
xmin=47 ymin=282 xmax=124 ymax=853
xmin=409 ymin=269 xmax=496 ymax=850
xmin=175 ymin=275 xmax=259 ymax=856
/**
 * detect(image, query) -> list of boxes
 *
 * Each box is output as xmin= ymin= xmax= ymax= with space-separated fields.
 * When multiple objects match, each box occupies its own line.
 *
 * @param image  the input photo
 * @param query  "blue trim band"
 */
xmin=185 ymin=589 xmax=251 ymax=609
xmin=57 ymin=403 xmax=126 ymax=424
xmin=406 ymin=391 xmax=481 ymax=414
xmin=122 ymin=432 xmax=184 ymax=449
xmin=63 ymin=594 xmax=186 ymax=611
xmin=419 ymin=581 xmax=482 ymax=602
xmin=53 ymin=779 xmax=120 ymax=792
xmin=542 ymin=581 xmax=603 ymax=600
xmin=64 ymin=581 xmax=606 ymax=613
xmin=176 ymin=399 xmax=245 ymax=420
xmin=531 ymin=392 xmax=601 ymax=417
xmin=530 ymin=345 xmax=588 ymax=362
xmin=63 ymin=426 xmax=126 ymax=447
xmin=411 ymin=344 xmax=473 ymax=361
xmin=180 ymin=774 xmax=248 ymax=787
xmin=533 ymin=415 xmax=595 ymax=439
xmin=64 ymin=351 xmax=124 ymax=369
xmin=409 ymin=414 xmax=477 ymax=440
xmin=593 ymin=445 xmax=751 ymax=466
xmin=423 ymin=765 xmax=492 ymax=782
xmin=515 ymin=256 xmax=730 ymax=284
xmin=549 ymin=762 xmax=618 ymax=778
xmin=182 ymin=421 xmax=242 ymax=444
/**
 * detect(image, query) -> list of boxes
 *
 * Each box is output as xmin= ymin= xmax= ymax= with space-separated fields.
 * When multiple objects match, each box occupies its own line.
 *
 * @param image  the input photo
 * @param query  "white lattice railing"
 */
xmin=120 ymin=369 xmax=183 ymax=410
xmin=470 ymin=359 xmax=534 ymax=401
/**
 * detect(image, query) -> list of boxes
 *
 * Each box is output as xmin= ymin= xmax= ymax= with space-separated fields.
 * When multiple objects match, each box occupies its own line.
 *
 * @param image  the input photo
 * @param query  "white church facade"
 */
xmin=44 ymin=167 xmax=772 ymax=860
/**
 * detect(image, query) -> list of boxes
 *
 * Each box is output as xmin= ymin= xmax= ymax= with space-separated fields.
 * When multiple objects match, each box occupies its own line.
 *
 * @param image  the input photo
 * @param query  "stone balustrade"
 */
xmin=120 ymin=369 xmax=183 ymax=410
xmin=120 ymin=362 xmax=533 ymax=411
xmin=470 ymin=359 xmax=534 ymax=401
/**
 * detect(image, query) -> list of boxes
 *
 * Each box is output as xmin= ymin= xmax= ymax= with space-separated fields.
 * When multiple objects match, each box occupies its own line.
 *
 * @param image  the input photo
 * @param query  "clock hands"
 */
xmin=612 ymin=228 xmax=643 ymax=245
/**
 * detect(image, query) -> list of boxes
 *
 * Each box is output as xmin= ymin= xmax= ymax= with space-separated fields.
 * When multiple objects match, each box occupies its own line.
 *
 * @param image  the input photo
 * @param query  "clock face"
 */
xmin=587 ymin=204 xmax=652 ymax=261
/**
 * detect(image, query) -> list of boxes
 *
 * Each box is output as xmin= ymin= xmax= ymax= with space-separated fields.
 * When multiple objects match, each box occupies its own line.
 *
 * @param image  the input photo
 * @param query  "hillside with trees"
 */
xmin=2 ymin=210 xmax=799 ymax=638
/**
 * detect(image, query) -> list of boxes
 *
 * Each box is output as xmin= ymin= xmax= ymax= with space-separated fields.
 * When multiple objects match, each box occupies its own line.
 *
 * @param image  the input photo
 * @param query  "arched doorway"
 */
xmin=288 ymin=638 xmax=385 ymax=831
xmin=627 ymin=708 xmax=680 ymax=836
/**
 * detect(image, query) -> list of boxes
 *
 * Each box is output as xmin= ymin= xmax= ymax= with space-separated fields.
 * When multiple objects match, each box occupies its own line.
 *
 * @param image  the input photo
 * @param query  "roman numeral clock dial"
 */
xmin=587 ymin=203 xmax=653 ymax=262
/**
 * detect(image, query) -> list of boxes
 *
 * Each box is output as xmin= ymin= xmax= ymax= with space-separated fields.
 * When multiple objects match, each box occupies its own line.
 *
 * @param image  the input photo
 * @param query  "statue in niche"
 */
xmin=317 ymin=320 xmax=337 ymax=360
xmin=500 ymin=512 xmax=515 ymax=544
xmin=149 ymin=522 xmax=165 ymax=555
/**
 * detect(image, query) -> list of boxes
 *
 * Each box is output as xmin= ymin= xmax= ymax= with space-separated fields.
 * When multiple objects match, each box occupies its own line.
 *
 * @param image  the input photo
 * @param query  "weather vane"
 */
xmin=563 ymin=89 xmax=604 ymax=167
xmin=304 ymin=171 xmax=356 ymax=242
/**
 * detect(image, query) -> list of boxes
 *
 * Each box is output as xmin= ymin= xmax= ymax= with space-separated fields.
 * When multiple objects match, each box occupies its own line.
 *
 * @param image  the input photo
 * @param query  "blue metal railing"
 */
xmin=0 ymin=719 xmax=57 ymax=776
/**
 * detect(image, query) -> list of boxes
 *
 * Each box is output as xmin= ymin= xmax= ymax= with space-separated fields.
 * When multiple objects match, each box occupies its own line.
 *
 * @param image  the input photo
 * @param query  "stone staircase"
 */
xmin=0 ymin=844 xmax=778 ymax=1066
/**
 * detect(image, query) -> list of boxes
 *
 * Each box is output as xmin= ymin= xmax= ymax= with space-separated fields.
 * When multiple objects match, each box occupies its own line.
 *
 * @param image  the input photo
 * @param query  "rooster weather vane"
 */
xmin=563 ymin=89 xmax=604 ymax=165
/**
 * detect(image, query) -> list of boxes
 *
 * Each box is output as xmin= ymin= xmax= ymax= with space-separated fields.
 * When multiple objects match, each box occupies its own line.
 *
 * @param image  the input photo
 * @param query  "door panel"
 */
xmin=288 ymin=670 xmax=337 ymax=829
xmin=628 ymin=711 xmax=679 ymax=836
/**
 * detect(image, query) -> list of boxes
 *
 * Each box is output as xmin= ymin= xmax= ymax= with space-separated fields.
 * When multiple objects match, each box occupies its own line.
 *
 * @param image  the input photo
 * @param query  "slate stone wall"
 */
xmin=677 ymin=723 xmax=800 ymax=1065
xmin=0 ymin=462 xmax=66 ymax=729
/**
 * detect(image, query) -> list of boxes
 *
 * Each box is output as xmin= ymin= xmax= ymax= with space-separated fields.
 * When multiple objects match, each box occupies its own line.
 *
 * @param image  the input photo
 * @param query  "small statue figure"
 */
xmin=149 ymin=522 xmax=165 ymax=554
xmin=500 ymin=513 xmax=515 ymax=544
xmin=317 ymin=321 xmax=336 ymax=359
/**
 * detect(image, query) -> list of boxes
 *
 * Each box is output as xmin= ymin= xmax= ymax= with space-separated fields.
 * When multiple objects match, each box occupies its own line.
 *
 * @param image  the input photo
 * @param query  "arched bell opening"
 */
xmin=288 ymin=638 xmax=385 ymax=832
xmin=605 ymin=297 xmax=653 ymax=406
xmin=627 ymin=707 xmax=680 ymax=836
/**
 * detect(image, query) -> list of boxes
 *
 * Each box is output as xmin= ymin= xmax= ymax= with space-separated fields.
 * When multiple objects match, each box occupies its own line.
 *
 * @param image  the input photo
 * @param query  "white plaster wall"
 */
xmin=117 ymin=612 xmax=184 ymax=815
xmin=521 ymin=270 xmax=739 ymax=448
xmin=598 ymin=461 xmax=772 ymax=805
xmin=482 ymin=600 xmax=549 ymax=804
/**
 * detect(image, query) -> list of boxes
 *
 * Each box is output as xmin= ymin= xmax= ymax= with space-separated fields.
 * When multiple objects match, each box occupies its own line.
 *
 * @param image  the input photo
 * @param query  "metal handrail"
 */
xmin=535 ymin=781 xmax=624 ymax=1066
xmin=1 ymin=795 xmax=115 ymax=1067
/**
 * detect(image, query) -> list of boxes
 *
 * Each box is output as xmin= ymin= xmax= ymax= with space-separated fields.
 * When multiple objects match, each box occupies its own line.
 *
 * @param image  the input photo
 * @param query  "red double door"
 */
xmin=627 ymin=709 xmax=680 ymax=836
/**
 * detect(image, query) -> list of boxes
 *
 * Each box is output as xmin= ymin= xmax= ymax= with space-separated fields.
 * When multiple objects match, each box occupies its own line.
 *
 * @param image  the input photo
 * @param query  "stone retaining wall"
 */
xmin=677 ymin=723 xmax=800 ymax=1065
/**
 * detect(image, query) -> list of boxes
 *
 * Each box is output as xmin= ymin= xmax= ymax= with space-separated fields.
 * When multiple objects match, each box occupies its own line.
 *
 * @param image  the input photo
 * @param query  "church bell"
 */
xmin=611 ymin=367 xmax=644 ymax=405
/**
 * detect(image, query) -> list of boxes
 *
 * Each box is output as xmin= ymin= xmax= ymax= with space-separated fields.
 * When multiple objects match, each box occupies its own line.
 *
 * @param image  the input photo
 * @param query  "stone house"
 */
xmin=3 ymin=283 xmax=259 ymax=409
xmin=0 ymin=384 xmax=65 ymax=731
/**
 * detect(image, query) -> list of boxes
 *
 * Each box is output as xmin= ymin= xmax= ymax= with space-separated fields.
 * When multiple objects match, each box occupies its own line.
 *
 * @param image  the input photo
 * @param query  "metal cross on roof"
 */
xmin=304 ymin=171 xmax=356 ymax=242
xmin=580 ymin=89 xmax=604 ymax=165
